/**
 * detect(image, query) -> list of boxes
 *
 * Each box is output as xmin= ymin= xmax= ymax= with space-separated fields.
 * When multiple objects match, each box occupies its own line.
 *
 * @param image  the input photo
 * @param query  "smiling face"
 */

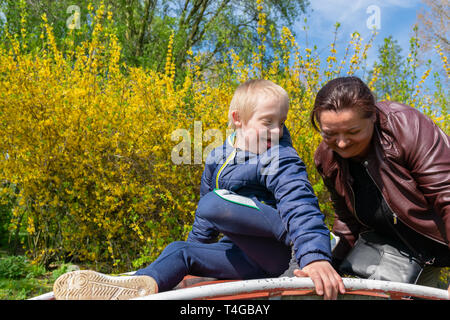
xmin=319 ymin=108 xmax=376 ymax=160
xmin=232 ymin=94 xmax=288 ymax=154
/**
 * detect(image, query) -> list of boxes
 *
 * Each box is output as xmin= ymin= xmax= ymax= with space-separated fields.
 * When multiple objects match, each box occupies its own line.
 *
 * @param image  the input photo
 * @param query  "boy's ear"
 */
xmin=231 ymin=110 xmax=242 ymax=128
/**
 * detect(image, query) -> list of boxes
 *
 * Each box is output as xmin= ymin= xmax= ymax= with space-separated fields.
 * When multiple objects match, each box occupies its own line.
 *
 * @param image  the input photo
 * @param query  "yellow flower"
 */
xmin=1 ymin=9 xmax=447 ymax=271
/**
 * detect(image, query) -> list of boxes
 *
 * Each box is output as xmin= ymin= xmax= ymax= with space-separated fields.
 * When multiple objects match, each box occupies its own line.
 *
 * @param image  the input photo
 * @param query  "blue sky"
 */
xmin=294 ymin=0 xmax=426 ymax=73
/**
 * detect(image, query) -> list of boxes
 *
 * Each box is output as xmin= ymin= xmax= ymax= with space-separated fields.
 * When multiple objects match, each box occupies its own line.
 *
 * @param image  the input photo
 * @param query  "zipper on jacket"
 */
xmin=361 ymin=160 xmax=399 ymax=225
xmin=215 ymin=133 xmax=238 ymax=189
xmin=215 ymin=149 xmax=236 ymax=189
xmin=361 ymin=160 xmax=446 ymax=246
xmin=362 ymin=161 xmax=436 ymax=265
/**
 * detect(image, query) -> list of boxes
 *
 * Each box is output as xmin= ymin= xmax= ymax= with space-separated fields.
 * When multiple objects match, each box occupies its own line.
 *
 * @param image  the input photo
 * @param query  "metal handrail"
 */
xmin=133 ymin=277 xmax=449 ymax=300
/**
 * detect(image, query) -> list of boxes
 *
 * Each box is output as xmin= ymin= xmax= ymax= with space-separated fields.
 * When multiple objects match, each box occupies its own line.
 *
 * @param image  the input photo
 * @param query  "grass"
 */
xmin=0 ymin=250 xmax=80 ymax=300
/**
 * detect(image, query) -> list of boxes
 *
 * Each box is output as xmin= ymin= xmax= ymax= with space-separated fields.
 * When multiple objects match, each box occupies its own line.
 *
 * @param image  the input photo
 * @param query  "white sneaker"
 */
xmin=53 ymin=270 xmax=157 ymax=300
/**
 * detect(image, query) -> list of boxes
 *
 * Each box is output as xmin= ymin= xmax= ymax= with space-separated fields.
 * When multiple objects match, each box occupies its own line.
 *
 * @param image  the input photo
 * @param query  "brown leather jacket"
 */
xmin=314 ymin=101 xmax=450 ymax=260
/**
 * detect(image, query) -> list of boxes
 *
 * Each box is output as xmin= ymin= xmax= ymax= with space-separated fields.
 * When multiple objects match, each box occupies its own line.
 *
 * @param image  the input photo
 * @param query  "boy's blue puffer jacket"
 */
xmin=198 ymin=126 xmax=332 ymax=269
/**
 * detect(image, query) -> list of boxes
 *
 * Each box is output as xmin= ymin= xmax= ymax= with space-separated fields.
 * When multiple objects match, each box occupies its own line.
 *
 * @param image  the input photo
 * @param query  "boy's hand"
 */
xmin=293 ymin=260 xmax=345 ymax=300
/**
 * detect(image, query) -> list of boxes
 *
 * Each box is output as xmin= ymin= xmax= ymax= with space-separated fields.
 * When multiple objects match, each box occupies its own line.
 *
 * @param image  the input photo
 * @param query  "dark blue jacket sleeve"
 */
xmin=200 ymin=151 xmax=217 ymax=198
xmin=187 ymin=150 xmax=219 ymax=243
xmin=259 ymin=147 xmax=332 ymax=268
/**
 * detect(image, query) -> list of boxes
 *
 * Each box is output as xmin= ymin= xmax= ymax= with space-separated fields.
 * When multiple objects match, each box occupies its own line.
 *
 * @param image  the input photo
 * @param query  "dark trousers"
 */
xmin=134 ymin=190 xmax=292 ymax=291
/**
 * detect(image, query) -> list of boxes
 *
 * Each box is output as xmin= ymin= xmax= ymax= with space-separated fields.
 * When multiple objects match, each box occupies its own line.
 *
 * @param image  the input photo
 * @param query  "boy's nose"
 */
xmin=272 ymin=125 xmax=282 ymax=134
xmin=269 ymin=127 xmax=281 ymax=139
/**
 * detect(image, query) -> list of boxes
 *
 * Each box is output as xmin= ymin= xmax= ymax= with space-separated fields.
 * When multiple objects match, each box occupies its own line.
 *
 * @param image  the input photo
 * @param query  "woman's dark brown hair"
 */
xmin=310 ymin=76 xmax=377 ymax=132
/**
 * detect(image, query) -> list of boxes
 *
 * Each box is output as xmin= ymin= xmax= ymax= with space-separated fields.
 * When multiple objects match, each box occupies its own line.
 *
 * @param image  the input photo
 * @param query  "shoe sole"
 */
xmin=53 ymin=270 xmax=157 ymax=300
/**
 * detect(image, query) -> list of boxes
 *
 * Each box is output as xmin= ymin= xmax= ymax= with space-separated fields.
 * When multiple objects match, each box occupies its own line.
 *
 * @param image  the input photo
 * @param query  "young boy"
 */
xmin=53 ymin=79 xmax=344 ymax=300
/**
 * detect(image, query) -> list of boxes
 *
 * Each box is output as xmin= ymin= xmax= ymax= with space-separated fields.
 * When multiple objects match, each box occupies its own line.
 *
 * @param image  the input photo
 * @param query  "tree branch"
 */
xmin=136 ymin=0 xmax=157 ymax=58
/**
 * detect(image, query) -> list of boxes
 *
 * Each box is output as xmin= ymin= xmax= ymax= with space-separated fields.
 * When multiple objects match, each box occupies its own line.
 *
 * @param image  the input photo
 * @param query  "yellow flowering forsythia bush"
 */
xmin=0 ymin=4 xmax=448 ymax=272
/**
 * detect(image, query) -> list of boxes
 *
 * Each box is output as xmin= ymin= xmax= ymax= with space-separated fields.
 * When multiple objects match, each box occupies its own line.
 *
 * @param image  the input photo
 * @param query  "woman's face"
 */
xmin=319 ymin=108 xmax=376 ymax=159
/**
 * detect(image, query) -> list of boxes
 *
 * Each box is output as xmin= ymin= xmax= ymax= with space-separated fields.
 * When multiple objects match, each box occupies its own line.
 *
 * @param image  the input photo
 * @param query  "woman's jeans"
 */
xmin=134 ymin=190 xmax=292 ymax=292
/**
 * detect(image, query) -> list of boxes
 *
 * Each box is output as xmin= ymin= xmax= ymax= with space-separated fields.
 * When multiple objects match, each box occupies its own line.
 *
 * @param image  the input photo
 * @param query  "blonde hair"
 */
xmin=228 ymin=79 xmax=289 ymax=129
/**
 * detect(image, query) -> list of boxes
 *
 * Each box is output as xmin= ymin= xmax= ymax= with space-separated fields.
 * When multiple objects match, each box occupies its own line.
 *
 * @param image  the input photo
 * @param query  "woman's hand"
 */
xmin=293 ymin=260 xmax=345 ymax=300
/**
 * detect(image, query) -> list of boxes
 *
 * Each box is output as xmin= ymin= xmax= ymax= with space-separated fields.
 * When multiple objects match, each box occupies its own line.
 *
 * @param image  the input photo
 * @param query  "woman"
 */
xmin=311 ymin=76 xmax=449 ymax=289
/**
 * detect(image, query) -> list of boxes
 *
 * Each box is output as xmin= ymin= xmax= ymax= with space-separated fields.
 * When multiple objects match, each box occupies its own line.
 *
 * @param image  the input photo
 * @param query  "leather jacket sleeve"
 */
xmin=313 ymin=143 xmax=361 ymax=260
xmin=387 ymin=104 xmax=450 ymax=246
